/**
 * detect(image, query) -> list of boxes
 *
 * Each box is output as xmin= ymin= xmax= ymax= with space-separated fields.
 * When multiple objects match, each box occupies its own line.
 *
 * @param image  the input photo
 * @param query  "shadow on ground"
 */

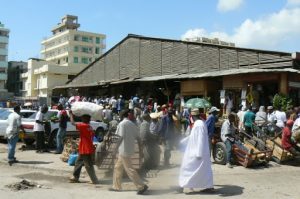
xmin=213 ymin=184 xmax=244 ymax=197
xmin=165 ymin=184 xmax=244 ymax=197
xmin=17 ymin=161 xmax=53 ymax=165
xmin=16 ymin=172 xmax=69 ymax=183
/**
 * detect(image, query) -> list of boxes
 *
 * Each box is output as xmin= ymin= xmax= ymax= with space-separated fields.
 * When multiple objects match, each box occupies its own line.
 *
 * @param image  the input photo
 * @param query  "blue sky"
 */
xmin=1 ymin=0 xmax=300 ymax=61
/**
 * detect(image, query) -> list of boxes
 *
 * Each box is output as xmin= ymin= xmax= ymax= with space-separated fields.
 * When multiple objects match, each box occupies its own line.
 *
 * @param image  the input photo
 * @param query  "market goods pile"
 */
xmin=71 ymin=102 xmax=103 ymax=121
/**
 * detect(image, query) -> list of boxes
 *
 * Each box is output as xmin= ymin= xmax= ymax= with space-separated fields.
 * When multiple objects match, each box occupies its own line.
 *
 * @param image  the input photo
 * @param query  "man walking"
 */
xmin=205 ymin=106 xmax=220 ymax=153
xmin=179 ymin=109 xmax=214 ymax=194
xmin=69 ymin=112 xmax=99 ymax=184
xmin=55 ymin=104 xmax=68 ymax=154
xmin=159 ymin=108 xmax=176 ymax=166
xmin=6 ymin=105 xmax=23 ymax=166
xmin=109 ymin=109 xmax=148 ymax=194
xmin=34 ymin=105 xmax=48 ymax=153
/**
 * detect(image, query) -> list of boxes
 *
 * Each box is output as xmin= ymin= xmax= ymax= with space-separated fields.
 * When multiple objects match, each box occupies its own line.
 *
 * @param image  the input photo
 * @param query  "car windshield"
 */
xmin=0 ymin=110 xmax=12 ymax=120
xmin=28 ymin=110 xmax=58 ymax=120
xmin=20 ymin=111 xmax=36 ymax=118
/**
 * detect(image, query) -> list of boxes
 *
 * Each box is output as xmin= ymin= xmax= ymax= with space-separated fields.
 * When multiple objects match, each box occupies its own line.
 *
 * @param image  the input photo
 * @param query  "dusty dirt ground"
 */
xmin=0 ymin=142 xmax=300 ymax=199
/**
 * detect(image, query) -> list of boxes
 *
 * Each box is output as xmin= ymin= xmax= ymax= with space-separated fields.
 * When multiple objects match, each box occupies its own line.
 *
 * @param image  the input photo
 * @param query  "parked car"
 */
xmin=0 ymin=109 xmax=36 ymax=139
xmin=21 ymin=109 xmax=108 ymax=146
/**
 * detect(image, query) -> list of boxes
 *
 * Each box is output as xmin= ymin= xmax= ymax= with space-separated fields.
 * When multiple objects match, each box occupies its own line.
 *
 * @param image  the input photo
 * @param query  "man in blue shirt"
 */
xmin=243 ymin=106 xmax=256 ymax=137
xmin=206 ymin=106 xmax=220 ymax=154
xmin=158 ymin=108 xmax=176 ymax=166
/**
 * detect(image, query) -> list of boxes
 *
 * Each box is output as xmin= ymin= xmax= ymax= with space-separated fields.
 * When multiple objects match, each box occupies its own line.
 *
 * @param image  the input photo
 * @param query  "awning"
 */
xmin=135 ymin=74 xmax=179 ymax=81
xmin=110 ymin=78 xmax=135 ymax=84
xmin=54 ymin=82 xmax=100 ymax=89
xmin=173 ymin=68 xmax=300 ymax=79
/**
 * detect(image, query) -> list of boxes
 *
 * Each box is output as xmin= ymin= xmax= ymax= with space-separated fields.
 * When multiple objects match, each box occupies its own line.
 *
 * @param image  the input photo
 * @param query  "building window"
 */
xmin=81 ymin=57 xmax=88 ymax=64
xmin=96 ymin=37 xmax=100 ymax=44
xmin=0 ymin=55 xmax=6 ymax=61
xmin=74 ymin=46 xmax=78 ymax=52
xmin=0 ymin=43 xmax=6 ymax=48
xmin=95 ymin=47 xmax=100 ymax=54
xmin=82 ymin=47 xmax=89 ymax=53
xmin=82 ymin=36 xmax=89 ymax=42
xmin=74 ymin=35 xmax=79 ymax=41
xmin=74 ymin=57 xmax=78 ymax=63
xmin=68 ymin=75 xmax=75 ymax=80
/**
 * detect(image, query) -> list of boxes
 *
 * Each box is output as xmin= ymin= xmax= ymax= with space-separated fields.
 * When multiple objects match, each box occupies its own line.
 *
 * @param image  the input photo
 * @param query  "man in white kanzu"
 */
xmin=178 ymin=109 xmax=214 ymax=194
xmin=6 ymin=105 xmax=24 ymax=166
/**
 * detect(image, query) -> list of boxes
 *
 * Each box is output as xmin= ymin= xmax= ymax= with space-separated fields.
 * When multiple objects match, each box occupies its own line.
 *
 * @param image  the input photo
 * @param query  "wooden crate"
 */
xmin=266 ymin=137 xmax=293 ymax=163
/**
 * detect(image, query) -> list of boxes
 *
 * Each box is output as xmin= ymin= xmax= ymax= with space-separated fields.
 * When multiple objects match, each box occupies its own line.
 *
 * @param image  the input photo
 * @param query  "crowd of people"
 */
xmin=5 ymin=93 xmax=300 ymax=195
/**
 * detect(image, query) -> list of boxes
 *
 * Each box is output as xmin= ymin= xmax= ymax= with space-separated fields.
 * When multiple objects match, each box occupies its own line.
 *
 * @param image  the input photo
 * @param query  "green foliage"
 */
xmin=272 ymin=93 xmax=293 ymax=111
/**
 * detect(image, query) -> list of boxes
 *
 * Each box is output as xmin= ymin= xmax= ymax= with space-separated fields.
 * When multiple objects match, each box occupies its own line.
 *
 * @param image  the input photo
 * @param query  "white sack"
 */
xmin=71 ymin=102 xmax=103 ymax=121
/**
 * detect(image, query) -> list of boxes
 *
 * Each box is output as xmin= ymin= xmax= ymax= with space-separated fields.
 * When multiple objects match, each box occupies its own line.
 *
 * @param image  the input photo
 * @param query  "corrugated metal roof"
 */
xmin=54 ymin=68 xmax=300 ymax=90
xmin=66 ymin=34 xmax=293 ymax=85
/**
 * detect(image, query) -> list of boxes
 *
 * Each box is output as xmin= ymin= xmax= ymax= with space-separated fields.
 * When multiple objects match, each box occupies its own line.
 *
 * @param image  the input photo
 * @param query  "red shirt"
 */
xmin=76 ymin=123 xmax=95 ymax=154
xmin=282 ymin=127 xmax=293 ymax=150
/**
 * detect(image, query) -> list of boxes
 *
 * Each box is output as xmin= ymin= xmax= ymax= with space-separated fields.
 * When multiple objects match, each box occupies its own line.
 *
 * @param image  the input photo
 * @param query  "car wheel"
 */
xmin=23 ymin=138 xmax=35 ymax=146
xmin=213 ymin=142 xmax=227 ymax=165
xmin=48 ymin=129 xmax=58 ymax=148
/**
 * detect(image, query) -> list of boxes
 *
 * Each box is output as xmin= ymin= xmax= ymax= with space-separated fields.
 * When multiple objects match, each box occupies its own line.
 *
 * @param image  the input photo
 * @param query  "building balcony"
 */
xmin=40 ymin=41 xmax=70 ymax=54
xmin=0 ymin=73 xmax=7 ymax=80
xmin=0 ymin=36 xmax=8 ymax=44
xmin=0 ymin=61 xmax=8 ymax=68
xmin=34 ymin=64 xmax=79 ymax=75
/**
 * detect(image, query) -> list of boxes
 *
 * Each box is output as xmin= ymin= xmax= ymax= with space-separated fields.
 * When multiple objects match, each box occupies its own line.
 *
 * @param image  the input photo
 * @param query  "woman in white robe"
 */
xmin=179 ymin=112 xmax=214 ymax=192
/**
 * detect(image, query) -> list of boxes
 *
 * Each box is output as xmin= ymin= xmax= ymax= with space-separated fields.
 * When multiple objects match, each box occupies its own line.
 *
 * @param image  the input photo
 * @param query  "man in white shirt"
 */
xmin=6 ymin=106 xmax=24 ymax=166
xmin=237 ymin=105 xmax=246 ymax=131
xmin=274 ymin=106 xmax=287 ymax=128
xmin=33 ymin=105 xmax=48 ymax=153
xmin=221 ymin=114 xmax=237 ymax=168
xmin=110 ymin=96 xmax=117 ymax=114
xmin=267 ymin=106 xmax=276 ymax=124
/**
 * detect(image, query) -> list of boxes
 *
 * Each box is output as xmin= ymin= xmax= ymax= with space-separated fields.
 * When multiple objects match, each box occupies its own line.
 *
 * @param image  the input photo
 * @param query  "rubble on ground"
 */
xmin=5 ymin=179 xmax=47 ymax=191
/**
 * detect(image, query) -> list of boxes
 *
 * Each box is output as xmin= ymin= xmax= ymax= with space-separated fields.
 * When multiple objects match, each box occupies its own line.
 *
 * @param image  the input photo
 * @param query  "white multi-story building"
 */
xmin=22 ymin=15 xmax=106 ymax=105
xmin=0 ymin=22 xmax=9 ymax=92
xmin=41 ymin=15 xmax=106 ymax=69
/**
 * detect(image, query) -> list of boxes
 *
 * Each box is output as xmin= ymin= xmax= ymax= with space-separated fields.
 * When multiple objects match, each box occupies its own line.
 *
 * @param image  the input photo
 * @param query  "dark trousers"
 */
xmin=245 ymin=126 xmax=253 ymax=137
xmin=73 ymin=154 xmax=98 ymax=184
xmin=163 ymin=139 xmax=174 ymax=165
xmin=35 ymin=131 xmax=45 ymax=151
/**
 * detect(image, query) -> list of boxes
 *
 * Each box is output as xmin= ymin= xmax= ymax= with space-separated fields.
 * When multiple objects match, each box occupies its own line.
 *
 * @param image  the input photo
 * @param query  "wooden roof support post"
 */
xmin=279 ymin=73 xmax=288 ymax=95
